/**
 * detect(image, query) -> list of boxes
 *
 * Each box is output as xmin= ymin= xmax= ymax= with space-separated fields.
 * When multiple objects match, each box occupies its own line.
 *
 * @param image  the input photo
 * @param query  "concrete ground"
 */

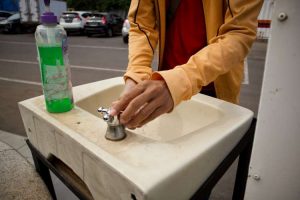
xmin=0 ymin=130 xmax=51 ymax=200
xmin=0 ymin=129 xmax=79 ymax=200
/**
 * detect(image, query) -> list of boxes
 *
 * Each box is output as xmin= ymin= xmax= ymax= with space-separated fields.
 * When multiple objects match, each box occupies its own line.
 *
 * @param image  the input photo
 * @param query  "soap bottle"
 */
xmin=35 ymin=0 xmax=74 ymax=113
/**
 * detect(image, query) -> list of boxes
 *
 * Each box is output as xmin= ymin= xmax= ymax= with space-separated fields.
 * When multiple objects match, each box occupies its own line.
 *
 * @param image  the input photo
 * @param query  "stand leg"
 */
xmin=232 ymin=119 xmax=256 ymax=200
xmin=27 ymin=141 xmax=57 ymax=200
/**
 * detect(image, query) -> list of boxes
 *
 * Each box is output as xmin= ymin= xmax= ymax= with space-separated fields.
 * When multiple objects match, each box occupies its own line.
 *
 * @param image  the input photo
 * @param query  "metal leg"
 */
xmin=25 ymin=118 xmax=256 ymax=200
xmin=190 ymin=119 xmax=256 ymax=200
xmin=27 ymin=140 xmax=57 ymax=200
xmin=26 ymin=140 xmax=93 ymax=200
xmin=197 ymin=191 xmax=212 ymax=200
xmin=232 ymin=119 xmax=256 ymax=200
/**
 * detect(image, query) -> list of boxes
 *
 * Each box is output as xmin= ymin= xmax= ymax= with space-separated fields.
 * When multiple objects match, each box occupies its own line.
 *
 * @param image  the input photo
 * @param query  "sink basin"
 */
xmin=19 ymin=77 xmax=253 ymax=200
xmin=76 ymin=84 xmax=223 ymax=142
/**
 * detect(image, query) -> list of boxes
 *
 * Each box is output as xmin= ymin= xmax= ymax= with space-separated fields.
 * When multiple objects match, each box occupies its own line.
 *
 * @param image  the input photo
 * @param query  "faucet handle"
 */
xmin=97 ymin=106 xmax=126 ymax=141
xmin=98 ymin=106 xmax=122 ymax=126
xmin=97 ymin=107 xmax=111 ymax=121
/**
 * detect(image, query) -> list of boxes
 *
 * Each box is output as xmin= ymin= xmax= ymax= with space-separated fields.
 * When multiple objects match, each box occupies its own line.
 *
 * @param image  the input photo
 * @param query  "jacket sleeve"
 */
xmin=124 ymin=0 xmax=159 ymax=83
xmin=152 ymin=0 xmax=263 ymax=106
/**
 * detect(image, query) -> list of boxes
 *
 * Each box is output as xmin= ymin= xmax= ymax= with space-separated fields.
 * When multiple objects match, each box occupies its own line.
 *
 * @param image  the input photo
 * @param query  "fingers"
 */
xmin=120 ymin=78 xmax=137 ymax=96
xmin=119 ymin=88 xmax=156 ymax=124
xmin=110 ymin=84 xmax=144 ymax=116
xmin=124 ymin=100 xmax=158 ymax=129
xmin=111 ymin=80 xmax=174 ymax=129
xmin=122 ymin=81 xmax=174 ymax=129
xmin=110 ymin=78 xmax=137 ymax=116
xmin=127 ymin=96 xmax=172 ymax=129
xmin=138 ymin=106 xmax=166 ymax=127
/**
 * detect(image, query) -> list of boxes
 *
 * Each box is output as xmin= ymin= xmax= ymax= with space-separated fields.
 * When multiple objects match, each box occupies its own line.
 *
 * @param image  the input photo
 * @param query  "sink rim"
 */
xmin=74 ymin=80 xmax=247 ymax=143
xmin=19 ymin=77 xmax=254 ymax=198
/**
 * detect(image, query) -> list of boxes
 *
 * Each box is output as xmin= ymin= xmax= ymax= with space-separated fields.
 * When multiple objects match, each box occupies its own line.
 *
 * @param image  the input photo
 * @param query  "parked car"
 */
xmin=0 ymin=12 xmax=37 ymax=33
xmin=59 ymin=11 xmax=91 ymax=34
xmin=0 ymin=12 xmax=21 ymax=33
xmin=84 ymin=12 xmax=123 ymax=37
xmin=0 ymin=10 xmax=14 ymax=21
xmin=122 ymin=18 xmax=130 ymax=43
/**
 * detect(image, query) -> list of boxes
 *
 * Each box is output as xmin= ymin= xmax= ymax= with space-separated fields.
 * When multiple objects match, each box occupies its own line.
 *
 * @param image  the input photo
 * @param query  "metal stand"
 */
xmin=30 ymin=145 xmax=57 ymax=200
xmin=26 ymin=140 xmax=93 ymax=200
xmin=27 ymin=119 xmax=256 ymax=200
xmin=191 ymin=118 xmax=256 ymax=200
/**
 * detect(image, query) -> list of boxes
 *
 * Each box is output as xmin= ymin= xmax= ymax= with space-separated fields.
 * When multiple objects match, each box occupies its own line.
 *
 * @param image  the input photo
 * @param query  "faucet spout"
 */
xmin=98 ymin=107 xmax=126 ymax=141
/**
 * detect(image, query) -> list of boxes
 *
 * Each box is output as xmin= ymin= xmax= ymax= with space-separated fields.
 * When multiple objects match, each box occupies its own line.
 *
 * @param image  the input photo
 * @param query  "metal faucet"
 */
xmin=97 ymin=107 xmax=126 ymax=141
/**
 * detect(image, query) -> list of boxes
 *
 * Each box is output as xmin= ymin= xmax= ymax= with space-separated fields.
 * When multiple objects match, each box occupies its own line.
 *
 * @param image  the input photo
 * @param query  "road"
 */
xmin=0 ymin=33 xmax=267 ymax=199
xmin=0 ymin=34 xmax=129 ymax=136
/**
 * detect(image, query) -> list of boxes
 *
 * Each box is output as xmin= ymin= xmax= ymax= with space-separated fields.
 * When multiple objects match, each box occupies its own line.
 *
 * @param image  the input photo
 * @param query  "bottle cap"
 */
xmin=41 ymin=0 xmax=57 ymax=24
xmin=41 ymin=12 xmax=57 ymax=24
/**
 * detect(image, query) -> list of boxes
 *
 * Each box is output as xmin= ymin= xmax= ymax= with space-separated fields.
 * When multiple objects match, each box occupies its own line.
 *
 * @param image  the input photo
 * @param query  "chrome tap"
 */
xmin=97 ymin=107 xmax=126 ymax=141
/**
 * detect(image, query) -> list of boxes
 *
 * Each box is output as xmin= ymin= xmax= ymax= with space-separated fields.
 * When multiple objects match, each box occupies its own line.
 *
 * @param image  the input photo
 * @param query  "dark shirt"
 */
xmin=162 ymin=0 xmax=215 ymax=97
xmin=163 ymin=0 xmax=207 ymax=70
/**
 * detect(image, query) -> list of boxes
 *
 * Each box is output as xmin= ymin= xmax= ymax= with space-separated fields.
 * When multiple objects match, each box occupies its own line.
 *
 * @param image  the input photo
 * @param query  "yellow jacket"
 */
xmin=124 ymin=0 xmax=263 ymax=107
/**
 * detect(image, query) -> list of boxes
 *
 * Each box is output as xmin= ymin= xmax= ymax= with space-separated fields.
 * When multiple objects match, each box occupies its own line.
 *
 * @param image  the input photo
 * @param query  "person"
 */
xmin=110 ymin=0 xmax=263 ymax=129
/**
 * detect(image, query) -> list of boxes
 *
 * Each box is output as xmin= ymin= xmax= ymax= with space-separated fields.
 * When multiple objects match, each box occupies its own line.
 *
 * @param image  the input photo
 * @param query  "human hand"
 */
xmin=110 ymin=79 xmax=174 ymax=129
xmin=110 ymin=78 xmax=136 ymax=111
xmin=120 ymin=78 xmax=137 ymax=97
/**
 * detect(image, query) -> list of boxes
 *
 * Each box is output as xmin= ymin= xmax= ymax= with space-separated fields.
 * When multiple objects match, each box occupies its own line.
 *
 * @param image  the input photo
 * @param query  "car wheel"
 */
xmin=79 ymin=29 xmax=84 ymax=35
xmin=106 ymin=28 xmax=113 ymax=37
xmin=87 ymin=33 xmax=92 ymax=37
xmin=14 ymin=24 xmax=22 ymax=34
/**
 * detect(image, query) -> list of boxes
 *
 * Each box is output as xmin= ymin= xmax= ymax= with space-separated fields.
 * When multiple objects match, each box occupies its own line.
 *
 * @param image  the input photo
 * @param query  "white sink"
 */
xmin=76 ymin=84 xmax=223 ymax=142
xmin=19 ymin=77 xmax=253 ymax=200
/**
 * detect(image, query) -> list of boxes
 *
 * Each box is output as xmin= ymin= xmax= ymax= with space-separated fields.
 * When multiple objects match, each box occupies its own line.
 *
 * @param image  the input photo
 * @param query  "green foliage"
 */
xmin=66 ymin=0 xmax=130 ymax=11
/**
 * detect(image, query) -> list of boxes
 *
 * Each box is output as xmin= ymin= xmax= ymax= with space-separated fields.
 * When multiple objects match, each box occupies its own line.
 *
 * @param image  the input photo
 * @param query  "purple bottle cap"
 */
xmin=41 ymin=12 xmax=57 ymax=24
xmin=41 ymin=0 xmax=57 ymax=24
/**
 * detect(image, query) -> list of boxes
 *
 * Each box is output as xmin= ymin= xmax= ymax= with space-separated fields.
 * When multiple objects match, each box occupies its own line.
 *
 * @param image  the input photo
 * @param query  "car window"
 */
xmin=6 ymin=13 xmax=20 ymax=21
xmin=90 ymin=14 xmax=98 ymax=18
xmin=81 ymin=13 xmax=90 ymax=18
xmin=111 ymin=14 xmax=123 ymax=23
xmin=106 ymin=14 xmax=114 ymax=21
xmin=117 ymin=17 xmax=123 ymax=22
xmin=62 ymin=13 xmax=78 ymax=18
xmin=90 ymin=13 xmax=105 ymax=18
xmin=0 ymin=12 xmax=12 ymax=18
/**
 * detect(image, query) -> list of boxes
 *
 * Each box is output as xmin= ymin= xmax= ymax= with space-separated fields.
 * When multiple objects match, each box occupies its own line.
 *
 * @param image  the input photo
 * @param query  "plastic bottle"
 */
xmin=35 ymin=0 xmax=74 ymax=113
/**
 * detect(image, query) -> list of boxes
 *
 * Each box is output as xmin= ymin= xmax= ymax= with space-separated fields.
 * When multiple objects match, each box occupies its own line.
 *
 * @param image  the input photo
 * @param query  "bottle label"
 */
xmin=38 ymin=45 xmax=72 ymax=101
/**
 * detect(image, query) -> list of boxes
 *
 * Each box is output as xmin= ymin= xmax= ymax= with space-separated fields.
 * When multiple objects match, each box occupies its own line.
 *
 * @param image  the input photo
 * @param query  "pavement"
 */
xmin=0 ymin=130 xmax=79 ymax=200
xmin=0 ymin=130 xmax=51 ymax=199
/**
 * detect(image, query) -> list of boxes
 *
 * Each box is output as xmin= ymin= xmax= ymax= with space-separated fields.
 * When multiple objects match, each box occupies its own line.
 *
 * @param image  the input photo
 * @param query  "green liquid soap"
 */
xmin=38 ymin=45 xmax=74 ymax=113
